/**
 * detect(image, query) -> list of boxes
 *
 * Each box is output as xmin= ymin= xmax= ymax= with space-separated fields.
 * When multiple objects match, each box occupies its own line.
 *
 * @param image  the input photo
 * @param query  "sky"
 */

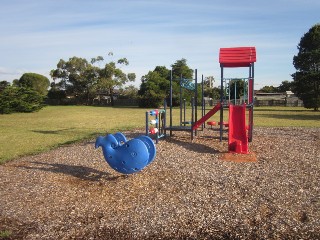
xmin=0 ymin=0 xmax=319 ymax=89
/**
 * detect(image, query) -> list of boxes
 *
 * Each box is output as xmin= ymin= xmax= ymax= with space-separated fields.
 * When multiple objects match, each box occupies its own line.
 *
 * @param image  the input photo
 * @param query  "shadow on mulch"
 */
xmin=17 ymin=162 xmax=125 ymax=182
xmin=165 ymin=136 xmax=221 ymax=154
xmin=0 ymin=216 xmax=38 ymax=240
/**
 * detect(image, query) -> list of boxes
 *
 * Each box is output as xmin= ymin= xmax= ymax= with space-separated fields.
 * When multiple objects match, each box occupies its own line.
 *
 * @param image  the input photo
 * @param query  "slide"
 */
xmin=192 ymin=102 xmax=221 ymax=130
xmin=228 ymin=104 xmax=248 ymax=154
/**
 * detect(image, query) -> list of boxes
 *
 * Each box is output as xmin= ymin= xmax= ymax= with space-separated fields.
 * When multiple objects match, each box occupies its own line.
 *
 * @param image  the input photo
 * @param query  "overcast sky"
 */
xmin=0 ymin=0 xmax=319 ymax=89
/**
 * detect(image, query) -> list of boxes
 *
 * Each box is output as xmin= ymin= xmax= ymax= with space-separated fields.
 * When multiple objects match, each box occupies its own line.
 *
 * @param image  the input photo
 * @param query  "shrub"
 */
xmin=0 ymin=86 xmax=45 ymax=114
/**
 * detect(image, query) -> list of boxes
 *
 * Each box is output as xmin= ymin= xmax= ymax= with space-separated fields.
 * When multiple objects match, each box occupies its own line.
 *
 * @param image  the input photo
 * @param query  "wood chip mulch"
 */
xmin=0 ymin=127 xmax=319 ymax=239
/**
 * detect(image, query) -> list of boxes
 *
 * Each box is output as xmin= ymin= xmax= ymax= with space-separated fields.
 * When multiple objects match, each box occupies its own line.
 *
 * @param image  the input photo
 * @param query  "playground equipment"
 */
xmin=228 ymin=104 xmax=248 ymax=153
xmin=143 ymin=69 xmax=208 ymax=141
xmin=95 ymin=132 xmax=156 ymax=174
xmin=193 ymin=47 xmax=256 ymax=154
xmin=96 ymin=48 xmax=256 ymax=176
xmin=166 ymin=69 xmax=206 ymax=140
xmin=146 ymin=107 xmax=166 ymax=143
xmin=99 ymin=47 xmax=255 ymax=175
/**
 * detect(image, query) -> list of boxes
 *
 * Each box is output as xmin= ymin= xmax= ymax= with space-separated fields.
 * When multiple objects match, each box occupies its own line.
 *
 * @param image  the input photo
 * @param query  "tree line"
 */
xmin=0 ymin=24 xmax=319 ymax=113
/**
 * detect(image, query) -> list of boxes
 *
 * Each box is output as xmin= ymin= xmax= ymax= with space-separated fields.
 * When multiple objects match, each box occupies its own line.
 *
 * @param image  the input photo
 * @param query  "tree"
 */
xmin=138 ymin=59 xmax=196 ymax=107
xmin=277 ymin=80 xmax=294 ymax=93
xmin=171 ymin=58 xmax=193 ymax=80
xmin=51 ymin=55 xmax=135 ymax=105
xmin=47 ymin=89 xmax=66 ymax=105
xmin=204 ymin=86 xmax=221 ymax=100
xmin=138 ymin=66 xmax=172 ymax=107
xmin=292 ymin=24 xmax=320 ymax=111
xmin=171 ymin=59 xmax=196 ymax=104
xmin=259 ymin=85 xmax=278 ymax=93
xmin=12 ymin=79 xmax=19 ymax=86
xmin=19 ymin=73 xmax=50 ymax=96
xmin=203 ymin=76 xmax=218 ymax=99
xmin=229 ymin=79 xmax=245 ymax=101
xmin=47 ymin=71 xmax=68 ymax=105
xmin=50 ymin=57 xmax=98 ymax=104
xmin=0 ymin=81 xmax=10 ymax=93
xmin=119 ymin=85 xmax=139 ymax=99
xmin=138 ymin=70 xmax=168 ymax=107
xmin=211 ymin=87 xmax=221 ymax=100
xmin=154 ymin=66 xmax=171 ymax=80
xmin=204 ymin=76 xmax=215 ymax=89
xmin=97 ymin=57 xmax=135 ymax=106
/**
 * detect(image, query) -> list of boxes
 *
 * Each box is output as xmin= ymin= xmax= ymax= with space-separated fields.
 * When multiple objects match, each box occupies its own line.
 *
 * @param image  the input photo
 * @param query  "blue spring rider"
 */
xmin=95 ymin=132 xmax=156 ymax=174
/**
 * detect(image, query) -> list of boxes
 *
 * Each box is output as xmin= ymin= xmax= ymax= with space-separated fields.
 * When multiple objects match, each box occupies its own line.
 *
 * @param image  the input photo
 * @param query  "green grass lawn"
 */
xmin=252 ymin=106 xmax=320 ymax=127
xmin=0 ymin=105 xmax=319 ymax=163
xmin=0 ymin=106 xmax=148 ymax=163
xmin=201 ymin=106 xmax=320 ymax=127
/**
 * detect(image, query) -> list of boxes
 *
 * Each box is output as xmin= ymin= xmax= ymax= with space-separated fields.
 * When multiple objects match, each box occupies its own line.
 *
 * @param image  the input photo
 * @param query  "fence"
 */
xmin=48 ymin=98 xmax=304 ymax=107
xmin=114 ymin=99 xmax=139 ymax=106
xmin=92 ymin=98 xmax=139 ymax=106
xmin=204 ymin=99 xmax=304 ymax=107
xmin=47 ymin=98 xmax=139 ymax=106
xmin=254 ymin=99 xmax=304 ymax=107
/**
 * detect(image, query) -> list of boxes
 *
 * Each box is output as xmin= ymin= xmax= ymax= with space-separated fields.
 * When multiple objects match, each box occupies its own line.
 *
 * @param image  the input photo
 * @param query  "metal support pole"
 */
xmin=234 ymin=81 xmax=237 ymax=105
xmin=201 ymin=74 xmax=205 ymax=130
xmin=180 ymin=74 xmax=183 ymax=127
xmin=191 ymin=97 xmax=194 ymax=141
xmin=170 ymin=70 xmax=173 ymax=136
xmin=183 ymin=99 xmax=186 ymax=126
xmin=146 ymin=111 xmax=149 ymax=136
xmin=220 ymin=65 xmax=224 ymax=142
xmin=156 ymin=111 xmax=159 ymax=144
xmin=194 ymin=69 xmax=198 ymax=136
xmin=228 ymin=81 xmax=231 ymax=103
xmin=244 ymin=79 xmax=247 ymax=104
xmin=164 ymin=99 xmax=167 ymax=137
xmin=249 ymin=63 xmax=254 ymax=142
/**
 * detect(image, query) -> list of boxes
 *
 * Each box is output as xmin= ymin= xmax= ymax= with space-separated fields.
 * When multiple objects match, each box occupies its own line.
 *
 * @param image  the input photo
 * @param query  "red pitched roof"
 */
xmin=219 ymin=47 xmax=256 ymax=67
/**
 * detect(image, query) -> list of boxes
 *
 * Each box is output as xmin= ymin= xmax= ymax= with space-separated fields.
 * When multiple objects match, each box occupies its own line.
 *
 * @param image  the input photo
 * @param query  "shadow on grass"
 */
xmin=91 ymin=105 xmax=139 ymax=109
xmin=31 ymin=128 xmax=76 ymax=135
xmin=18 ymin=161 xmax=124 ymax=181
xmin=258 ymin=113 xmax=319 ymax=121
xmin=254 ymin=108 xmax=315 ymax=113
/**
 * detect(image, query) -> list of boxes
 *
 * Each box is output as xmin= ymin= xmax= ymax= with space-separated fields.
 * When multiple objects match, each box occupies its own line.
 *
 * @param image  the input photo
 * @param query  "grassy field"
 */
xmin=0 ymin=106 xmax=148 ymax=163
xmin=205 ymin=106 xmax=320 ymax=127
xmin=0 ymin=105 xmax=319 ymax=163
xmin=252 ymin=106 xmax=320 ymax=127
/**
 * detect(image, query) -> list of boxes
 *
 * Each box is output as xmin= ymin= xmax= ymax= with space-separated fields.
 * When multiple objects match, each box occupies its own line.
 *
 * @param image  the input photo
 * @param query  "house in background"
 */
xmin=254 ymin=91 xmax=303 ymax=107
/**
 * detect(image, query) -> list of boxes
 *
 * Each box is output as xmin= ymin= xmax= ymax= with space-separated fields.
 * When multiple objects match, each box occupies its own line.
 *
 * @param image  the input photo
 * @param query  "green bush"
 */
xmin=0 ymin=86 xmax=45 ymax=114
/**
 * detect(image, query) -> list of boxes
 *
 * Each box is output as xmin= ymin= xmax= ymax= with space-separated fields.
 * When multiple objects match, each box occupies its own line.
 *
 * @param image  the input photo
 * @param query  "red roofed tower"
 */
xmin=218 ymin=47 xmax=257 ymax=152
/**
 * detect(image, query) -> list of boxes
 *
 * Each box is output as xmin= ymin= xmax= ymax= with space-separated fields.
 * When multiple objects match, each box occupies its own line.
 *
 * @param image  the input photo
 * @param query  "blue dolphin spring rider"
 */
xmin=95 ymin=132 xmax=156 ymax=174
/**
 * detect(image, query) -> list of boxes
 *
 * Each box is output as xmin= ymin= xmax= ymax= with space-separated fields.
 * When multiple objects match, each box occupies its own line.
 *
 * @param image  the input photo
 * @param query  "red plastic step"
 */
xmin=207 ymin=121 xmax=216 ymax=126
xmin=218 ymin=121 xmax=229 ymax=127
